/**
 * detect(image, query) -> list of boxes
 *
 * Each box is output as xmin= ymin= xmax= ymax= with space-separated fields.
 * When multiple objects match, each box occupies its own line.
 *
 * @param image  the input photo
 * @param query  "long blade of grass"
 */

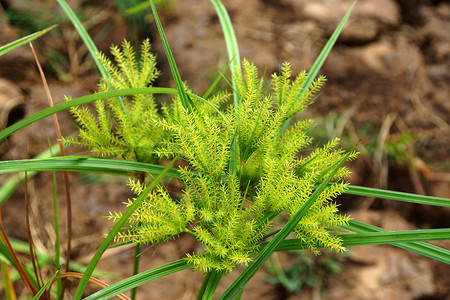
xmin=210 ymin=0 xmax=240 ymax=107
xmin=0 ymin=25 xmax=57 ymax=56
xmin=0 ymin=87 xmax=218 ymax=142
xmin=281 ymin=1 xmax=356 ymax=132
xmin=0 ymin=156 xmax=181 ymax=178
xmin=266 ymin=229 xmax=450 ymax=252
xmin=32 ymin=269 xmax=60 ymax=300
xmin=341 ymin=229 xmax=450 ymax=246
xmin=148 ymin=0 xmax=193 ymax=111
xmin=130 ymin=242 xmax=141 ymax=300
xmin=344 ymin=220 xmax=450 ymax=264
xmin=219 ymin=149 xmax=353 ymax=299
xmin=72 ymin=157 xmax=178 ymax=299
xmin=295 ymin=1 xmax=355 ymax=106
xmin=196 ymin=271 xmax=213 ymax=300
xmin=51 ymin=170 xmax=63 ymax=298
xmin=345 ymin=185 xmax=450 ymax=207
xmin=203 ymin=270 xmax=224 ymax=300
xmin=210 ymin=0 xmax=241 ymax=175
xmin=56 ymin=0 xmax=109 ymax=78
xmin=202 ymin=61 xmax=232 ymax=99
xmin=83 ymin=259 xmax=190 ymax=300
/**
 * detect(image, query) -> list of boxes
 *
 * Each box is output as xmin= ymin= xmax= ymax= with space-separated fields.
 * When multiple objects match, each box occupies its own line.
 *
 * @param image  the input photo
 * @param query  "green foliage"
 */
xmin=3 ymin=0 xmax=68 ymax=34
xmin=265 ymin=251 xmax=346 ymax=295
xmin=61 ymin=39 xmax=162 ymax=162
xmin=107 ymin=57 xmax=357 ymax=272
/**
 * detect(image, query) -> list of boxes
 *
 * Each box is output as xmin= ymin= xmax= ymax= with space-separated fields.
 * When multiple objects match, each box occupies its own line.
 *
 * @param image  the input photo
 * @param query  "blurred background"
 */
xmin=0 ymin=0 xmax=449 ymax=299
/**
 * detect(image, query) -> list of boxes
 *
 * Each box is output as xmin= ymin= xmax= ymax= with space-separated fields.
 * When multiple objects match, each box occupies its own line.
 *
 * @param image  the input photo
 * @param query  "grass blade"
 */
xmin=345 ymin=185 xmax=450 ymax=207
xmin=51 ymin=170 xmax=63 ymax=298
xmin=281 ymin=0 xmax=356 ymax=131
xmin=196 ymin=272 xmax=213 ymax=300
xmin=72 ymin=157 xmax=178 ymax=299
xmin=0 ymin=87 xmax=173 ymax=142
xmin=130 ymin=244 xmax=141 ymax=300
xmin=148 ymin=0 xmax=193 ymax=111
xmin=219 ymin=149 xmax=353 ymax=299
xmin=0 ymin=25 xmax=57 ymax=56
xmin=339 ymin=229 xmax=450 ymax=246
xmin=202 ymin=270 xmax=224 ymax=300
xmin=0 ymin=156 xmax=181 ymax=178
xmin=32 ymin=269 xmax=60 ymax=300
xmin=0 ymin=87 xmax=219 ymax=142
xmin=210 ymin=0 xmax=241 ymax=107
xmin=83 ymin=259 xmax=190 ymax=300
xmin=344 ymin=220 xmax=450 ymax=264
xmin=294 ymin=1 xmax=355 ymax=107
xmin=56 ymin=0 xmax=109 ymax=78
xmin=265 ymin=229 xmax=450 ymax=248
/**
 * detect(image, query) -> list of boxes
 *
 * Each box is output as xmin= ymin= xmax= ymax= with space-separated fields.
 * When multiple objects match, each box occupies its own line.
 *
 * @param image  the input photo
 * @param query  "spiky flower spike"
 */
xmin=61 ymin=39 xmax=162 ymax=163
xmin=110 ymin=59 xmax=357 ymax=272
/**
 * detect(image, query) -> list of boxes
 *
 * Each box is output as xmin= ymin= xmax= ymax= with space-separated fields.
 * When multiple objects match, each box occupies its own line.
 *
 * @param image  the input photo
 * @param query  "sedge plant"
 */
xmin=0 ymin=0 xmax=449 ymax=299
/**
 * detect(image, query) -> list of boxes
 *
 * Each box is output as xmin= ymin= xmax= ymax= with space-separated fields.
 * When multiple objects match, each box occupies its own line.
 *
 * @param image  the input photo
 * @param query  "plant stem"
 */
xmin=130 ymin=243 xmax=141 ymax=300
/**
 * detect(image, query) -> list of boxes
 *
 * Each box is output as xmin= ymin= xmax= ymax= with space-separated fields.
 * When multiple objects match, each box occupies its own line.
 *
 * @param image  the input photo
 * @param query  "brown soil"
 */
xmin=0 ymin=0 xmax=449 ymax=299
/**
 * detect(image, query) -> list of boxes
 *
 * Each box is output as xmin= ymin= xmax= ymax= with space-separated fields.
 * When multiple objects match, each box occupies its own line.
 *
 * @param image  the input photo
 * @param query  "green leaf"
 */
xmin=0 ymin=156 xmax=181 ymax=178
xmin=210 ymin=0 xmax=241 ymax=107
xmin=344 ymin=220 xmax=450 ymax=264
xmin=281 ymin=0 xmax=356 ymax=131
xmin=0 ymin=85 xmax=226 ymax=143
xmin=197 ymin=272 xmax=213 ymax=300
xmin=202 ymin=270 xmax=224 ymax=300
xmin=56 ymin=0 xmax=109 ymax=78
xmin=341 ymin=229 xmax=450 ymax=246
xmin=345 ymin=185 xmax=450 ymax=207
xmin=32 ymin=269 xmax=60 ymax=300
xmin=294 ymin=1 xmax=355 ymax=106
xmin=72 ymin=157 xmax=178 ymax=300
xmin=268 ymin=229 xmax=450 ymax=251
xmin=0 ymin=87 xmax=176 ymax=142
xmin=264 ymin=224 xmax=450 ymax=264
xmin=57 ymin=0 xmax=131 ymax=114
xmin=0 ymin=25 xmax=57 ymax=56
xmin=83 ymin=259 xmax=190 ymax=300
xmin=148 ymin=0 xmax=193 ymax=111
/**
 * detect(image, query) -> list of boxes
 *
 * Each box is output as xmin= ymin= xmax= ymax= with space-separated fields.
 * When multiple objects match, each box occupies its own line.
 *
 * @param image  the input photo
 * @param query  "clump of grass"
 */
xmin=107 ymin=58 xmax=356 ymax=273
xmin=0 ymin=1 xmax=448 ymax=300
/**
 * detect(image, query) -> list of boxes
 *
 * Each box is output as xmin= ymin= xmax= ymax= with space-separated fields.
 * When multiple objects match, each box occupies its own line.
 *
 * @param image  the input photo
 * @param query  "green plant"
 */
xmin=61 ymin=39 xmax=162 ymax=163
xmin=265 ymin=251 xmax=347 ymax=295
xmin=107 ymin=59 xmax=356 ymax=273
xmin=0 ymin=0 xmax=449 ymax=300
